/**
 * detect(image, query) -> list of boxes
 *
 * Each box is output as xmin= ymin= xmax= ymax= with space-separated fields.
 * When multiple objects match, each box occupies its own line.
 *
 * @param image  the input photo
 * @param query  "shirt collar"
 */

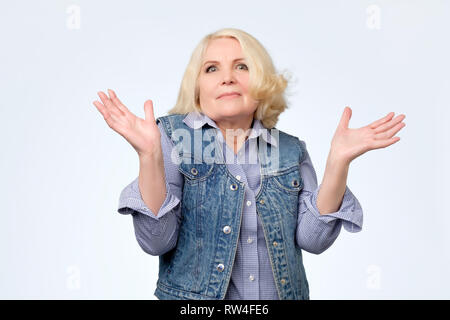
xmin=182 ymin=110 xmax=278 ymax=147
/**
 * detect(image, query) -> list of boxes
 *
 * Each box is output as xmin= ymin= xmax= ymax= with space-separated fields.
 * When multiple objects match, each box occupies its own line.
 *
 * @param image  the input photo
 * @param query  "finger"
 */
xmin=371 ymin=136 xmax=401 ymax=149
xmin=93 ymin=100 xmax=120 ymax=129
xmin=339 ymin=106 xmax=352 ymax=129
xmin=108 ymin=89 xmax=130 ymax=115
xmin=98 ymin=91 xmax=124 ymax=117
xmin=144 ymin=100 xmax=156 ymax=123
xmin=369 ymin=112 xmax=395 ymax=129
xmin=93 ymin=100 xmax=108 ymax=118
xmin=98 ymin=91 xmax=121 ymax=116
xmin=374 ymin=114 xmax=406 ymax=134
xmin=375 ymin=121 xmax=406 ymax=140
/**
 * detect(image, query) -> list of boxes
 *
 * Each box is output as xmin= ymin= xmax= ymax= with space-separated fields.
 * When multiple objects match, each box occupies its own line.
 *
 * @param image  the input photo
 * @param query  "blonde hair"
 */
xmin=167 ymin=28 xmax=293 ymax=129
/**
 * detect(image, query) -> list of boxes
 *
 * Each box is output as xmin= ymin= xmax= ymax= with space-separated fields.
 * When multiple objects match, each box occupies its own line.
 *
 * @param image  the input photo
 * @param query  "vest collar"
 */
xmin=182 ymin=110 xmax=278 ymax=147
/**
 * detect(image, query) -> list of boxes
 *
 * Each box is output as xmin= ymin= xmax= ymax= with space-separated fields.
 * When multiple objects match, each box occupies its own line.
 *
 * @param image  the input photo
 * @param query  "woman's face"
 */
xmin=197 ymin=37 xmax=258 ymax=123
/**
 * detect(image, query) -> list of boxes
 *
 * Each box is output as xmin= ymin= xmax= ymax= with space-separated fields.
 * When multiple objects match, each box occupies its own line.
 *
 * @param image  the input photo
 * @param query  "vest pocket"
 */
xmin=272 ymin=167 xmax=304 ymax=193
xmin=178 ymin=155 xmax=215 ymax=179
xmin=177 ymin=154 xmax=215 ymax=210
xmin=270 ymin=167 xmax=303 ymax=217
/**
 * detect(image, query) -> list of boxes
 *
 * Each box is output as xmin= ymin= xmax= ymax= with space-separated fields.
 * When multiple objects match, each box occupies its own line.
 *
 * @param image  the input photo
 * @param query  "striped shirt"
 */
xmin=118 ymin=111 xmax=363 ymax=300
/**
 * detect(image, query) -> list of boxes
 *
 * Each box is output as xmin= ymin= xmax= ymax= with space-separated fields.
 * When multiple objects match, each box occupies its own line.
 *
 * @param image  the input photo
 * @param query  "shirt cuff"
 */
xmin=304 ymin=184 xmax=363 ymax=233
xmin=117 ymin=177 xmax=180 ymax=221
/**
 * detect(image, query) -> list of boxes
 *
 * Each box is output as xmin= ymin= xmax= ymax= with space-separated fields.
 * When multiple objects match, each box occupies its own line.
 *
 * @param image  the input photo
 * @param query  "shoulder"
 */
xmin=156 ymin=113 xmax=188 ymax=127
xmin=273 ymin=127 xmax=308 ymax=163
xmin=156 ymin=113 xmax=191 ymax=138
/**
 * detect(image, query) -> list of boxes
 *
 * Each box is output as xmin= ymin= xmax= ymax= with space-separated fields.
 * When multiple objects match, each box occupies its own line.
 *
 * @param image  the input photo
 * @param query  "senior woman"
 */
xmin=93 ymin=28 xmax=406 ymax=300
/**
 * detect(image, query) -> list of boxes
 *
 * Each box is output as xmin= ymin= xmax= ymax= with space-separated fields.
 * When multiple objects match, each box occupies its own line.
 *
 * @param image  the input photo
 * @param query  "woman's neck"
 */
xmin=216 ymin=116 xmax=254 ymax=155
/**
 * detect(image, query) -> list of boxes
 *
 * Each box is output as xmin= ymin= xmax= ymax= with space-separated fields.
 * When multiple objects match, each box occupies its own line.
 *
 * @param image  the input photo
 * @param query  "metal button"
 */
xmin=249 ymin=274 xmax=255 ymax=281
xmin=223 ymin=226 xmax=231 ymax=234
xmin=259 ymin=199 xmax=265 ymax=204
xmin=247 ymin=237 xmax=253 ymax=244
xmin=236 ymin=175 xmax=241 ymax=181
xmin=273 ymin=241 xmax=278 ymax=247
xmin=292 ymin=179 xmax=299 ymax=187
xmin=217 ymin=264 xmax=224 ymax=272
xmin=230 ymin=183 xmax=238 ymax=190
xmin=280 ymin=279 xmax=286 ymax=285
xmin=246 ymin=200 xmax=251 ymax=206
xmin=190 ymin=168 xmax=198 ymax=175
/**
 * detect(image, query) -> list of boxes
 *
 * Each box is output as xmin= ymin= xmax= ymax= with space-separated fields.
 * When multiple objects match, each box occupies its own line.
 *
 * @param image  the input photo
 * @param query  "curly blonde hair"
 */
xmin=167 ymin=28 xmax=293 ymax=129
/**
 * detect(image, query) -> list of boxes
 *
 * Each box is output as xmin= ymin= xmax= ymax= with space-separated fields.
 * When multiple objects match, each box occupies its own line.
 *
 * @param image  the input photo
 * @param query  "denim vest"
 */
xmin=153 ymin=114 xmax=310 ymax=300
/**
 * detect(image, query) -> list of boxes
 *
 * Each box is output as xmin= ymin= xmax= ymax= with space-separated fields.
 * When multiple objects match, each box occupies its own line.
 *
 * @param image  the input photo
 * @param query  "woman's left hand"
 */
xmin=329 ymin=106 xmax=406 ymax=164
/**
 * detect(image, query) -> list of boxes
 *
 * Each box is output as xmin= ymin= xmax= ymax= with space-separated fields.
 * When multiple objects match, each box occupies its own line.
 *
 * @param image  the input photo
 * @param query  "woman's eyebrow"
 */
xmin=203 ymin=58 xmax=246 ymax=66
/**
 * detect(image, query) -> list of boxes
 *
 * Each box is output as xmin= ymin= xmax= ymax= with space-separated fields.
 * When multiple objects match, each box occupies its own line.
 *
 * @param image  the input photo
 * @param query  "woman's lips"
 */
xmin=219 ymin=93 xmax=241 ymax=99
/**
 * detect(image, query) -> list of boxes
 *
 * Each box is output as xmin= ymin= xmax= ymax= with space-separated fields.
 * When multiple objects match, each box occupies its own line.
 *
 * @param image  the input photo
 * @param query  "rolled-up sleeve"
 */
xmin=296 ymin=140 xmax=363 ymax=254
xmin=117 ymin=122 xmax=184 ymax=256
xmin=118 ymin=177 xmax=180 ymax=220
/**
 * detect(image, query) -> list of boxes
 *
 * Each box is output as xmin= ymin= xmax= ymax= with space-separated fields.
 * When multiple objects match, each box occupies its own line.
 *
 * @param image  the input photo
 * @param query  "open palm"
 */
xmin=93 ymin=89 xmax=161 ymax=158
xmin=330 ymin=106 xmax=406 ymax=164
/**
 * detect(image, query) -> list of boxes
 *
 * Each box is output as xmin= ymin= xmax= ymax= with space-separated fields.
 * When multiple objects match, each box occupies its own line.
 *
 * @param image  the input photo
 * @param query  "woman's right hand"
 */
xmin=93 ymin=89 xmax=162 ymax=158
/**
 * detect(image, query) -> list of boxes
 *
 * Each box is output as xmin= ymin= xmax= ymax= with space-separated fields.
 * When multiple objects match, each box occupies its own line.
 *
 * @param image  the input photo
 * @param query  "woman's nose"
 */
xmin=221 ymin=70 xmax=236 ymax=84
xmin=222 ymin=78 xmax=235 ymax=85
xmin=223 ymin=73 xmax=235 ymax=83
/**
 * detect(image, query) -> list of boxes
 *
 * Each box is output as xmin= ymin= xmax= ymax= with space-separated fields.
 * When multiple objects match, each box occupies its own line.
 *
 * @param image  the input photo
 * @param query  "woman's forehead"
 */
xmin=204 ymin=38 xmax=242 ymax=58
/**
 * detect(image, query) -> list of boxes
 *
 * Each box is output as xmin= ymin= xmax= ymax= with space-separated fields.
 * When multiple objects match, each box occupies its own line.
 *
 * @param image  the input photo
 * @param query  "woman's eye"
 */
xmin=237 ymin=63 xmax=248 ymax=70
xmin=205 ymin=63 xmax=248 ymax=73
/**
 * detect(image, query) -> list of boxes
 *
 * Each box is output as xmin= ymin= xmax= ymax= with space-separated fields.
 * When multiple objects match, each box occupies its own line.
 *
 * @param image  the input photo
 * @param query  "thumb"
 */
xmin=144 ymin=100 xmax=155 ymax=123
xmin=339 ymin=106 xmax=352 ymax=129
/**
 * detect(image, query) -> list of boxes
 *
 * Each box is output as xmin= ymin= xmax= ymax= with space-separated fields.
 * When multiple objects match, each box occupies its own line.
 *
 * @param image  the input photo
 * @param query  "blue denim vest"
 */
xmin=154 ymin=114 xmax=310 ymax=300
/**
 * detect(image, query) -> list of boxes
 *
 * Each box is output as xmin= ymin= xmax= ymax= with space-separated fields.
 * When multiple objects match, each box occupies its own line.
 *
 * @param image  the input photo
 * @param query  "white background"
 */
xmin=0 ymin=0 xmax=448 ymax=299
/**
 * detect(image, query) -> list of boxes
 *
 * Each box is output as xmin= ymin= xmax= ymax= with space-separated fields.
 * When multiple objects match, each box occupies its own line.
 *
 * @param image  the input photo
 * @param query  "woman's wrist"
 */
xmin=138 ymin=147 xmax=164 ymax=163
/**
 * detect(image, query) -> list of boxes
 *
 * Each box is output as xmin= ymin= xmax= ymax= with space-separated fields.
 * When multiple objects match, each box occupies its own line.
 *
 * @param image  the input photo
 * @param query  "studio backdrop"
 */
xmin=0 ymin=0 xmax=448 ymax=299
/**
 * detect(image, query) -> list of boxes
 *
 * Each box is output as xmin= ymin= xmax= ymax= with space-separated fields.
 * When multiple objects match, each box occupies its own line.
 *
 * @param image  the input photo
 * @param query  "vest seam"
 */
xmin=157 ymin=116 xmax=172 ymax=139
xmin=254 ymin=172 xmax=284 ymax=299
xmin=205 ymin=166 xmax=225 ymax=296
xmin=277 ymin=202 xmax=298 ymax=300
xmin=156 ymin=280 xmax=216 ymax=300
xmin=265 ymin=163 xmax=301 ymax=177
xmin=255 ymin=202 xmax=283 ymax=299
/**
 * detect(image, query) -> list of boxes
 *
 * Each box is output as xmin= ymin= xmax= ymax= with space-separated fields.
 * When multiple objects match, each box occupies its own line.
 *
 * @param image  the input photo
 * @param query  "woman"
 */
xmin=93 ymin=28 xmax=406 ymax=300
